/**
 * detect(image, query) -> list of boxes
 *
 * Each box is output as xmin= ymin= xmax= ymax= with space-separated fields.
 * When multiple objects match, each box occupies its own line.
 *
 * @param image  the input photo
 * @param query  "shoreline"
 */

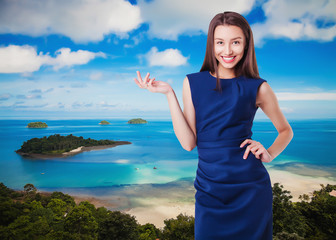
xmin=38 ymin=169 xmax=336 ymax=228
xmin=16 ymin=141 xmax=131 ymax=159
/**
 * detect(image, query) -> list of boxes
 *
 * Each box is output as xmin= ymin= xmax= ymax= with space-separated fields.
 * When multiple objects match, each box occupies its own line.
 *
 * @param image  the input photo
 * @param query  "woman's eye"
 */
xmin=216 ymin=41 xmax=223 ymax=45
xmin=233 ymin=41 xmax=240 ymax=45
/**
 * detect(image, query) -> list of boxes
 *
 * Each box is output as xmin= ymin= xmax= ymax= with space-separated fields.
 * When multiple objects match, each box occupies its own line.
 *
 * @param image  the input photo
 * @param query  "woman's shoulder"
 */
xmin=240 ymin=75 xmax=267 ymax=82
xmin=240 ymin=76 xmax=268 ymax=89
xmin=186 ymin=71 xmax=209 ymax=79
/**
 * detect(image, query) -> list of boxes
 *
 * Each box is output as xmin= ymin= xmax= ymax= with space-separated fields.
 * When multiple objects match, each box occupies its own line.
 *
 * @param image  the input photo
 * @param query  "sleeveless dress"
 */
xmin=187 ymin=71 xmax=273 ymax=240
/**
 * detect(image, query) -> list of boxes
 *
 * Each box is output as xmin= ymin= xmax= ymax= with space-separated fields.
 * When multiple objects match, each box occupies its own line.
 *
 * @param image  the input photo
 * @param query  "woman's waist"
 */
xmin=196 ymin=136 xmax=250 ymax=149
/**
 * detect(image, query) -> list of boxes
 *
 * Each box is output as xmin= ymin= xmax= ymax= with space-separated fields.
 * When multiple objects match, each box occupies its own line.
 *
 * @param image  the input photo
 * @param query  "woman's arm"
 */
xmin=257 ymin=82 xmax=294 ymax=160
xmin=134 ymin=72 xmax=196 ymax=151
xmin=166 ymin=77 xmax=197 ymax=151
xmin=241 ymin=82 xmax=293 ymax=162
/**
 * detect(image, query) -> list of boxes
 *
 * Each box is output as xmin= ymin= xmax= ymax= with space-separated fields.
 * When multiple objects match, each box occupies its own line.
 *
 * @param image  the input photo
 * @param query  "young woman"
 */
xmin=134 ymin=11 xmax=293 ymax=240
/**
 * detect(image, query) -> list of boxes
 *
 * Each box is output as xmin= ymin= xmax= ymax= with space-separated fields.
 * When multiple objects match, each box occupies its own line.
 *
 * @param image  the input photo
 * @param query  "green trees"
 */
xmin=162 ymin=213 xmax=194 ymax=240
xmin=272 ymin=183 xmax=336 ymax=240
xmin=138 ymin=223 xmax=161 ymax=240
xmin=98 ymin=211 xmax=139 ymax=240
xmin=16 ymin=134 xmax=117 ymax=154
xmin=128 ymin=118 xmax=147 ymax=124
xmin=27 ymin=122 xmax=48 ymax=128
xmin=0 ymin=182 xmax=335 ymax=239
xmin=272 ymin=183 xmax=307 ymax=238
xmin=295 ymin=184 xmax=336 ymax=239
xmin=64 ymin=205 xmax=98 ymax=239
xmin=99 ymin=120 xmax=110 ymax=125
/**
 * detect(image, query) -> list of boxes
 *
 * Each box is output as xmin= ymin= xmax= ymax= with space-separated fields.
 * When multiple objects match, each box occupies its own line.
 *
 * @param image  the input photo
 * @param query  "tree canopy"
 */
xmin=16 ymin=134 xmax=117 ymax=154
xmin=27 ymin=122 xmax=48 ymax=128
xmin=0 ymin=182 xmax=335 ymax=239
xmin=128 ymin=118 xmax=147 ymax=124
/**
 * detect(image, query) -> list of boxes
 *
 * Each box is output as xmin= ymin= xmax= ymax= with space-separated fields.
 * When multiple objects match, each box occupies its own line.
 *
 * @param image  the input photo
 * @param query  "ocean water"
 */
xmin=0 ymin=119 xmax=335 ymax=191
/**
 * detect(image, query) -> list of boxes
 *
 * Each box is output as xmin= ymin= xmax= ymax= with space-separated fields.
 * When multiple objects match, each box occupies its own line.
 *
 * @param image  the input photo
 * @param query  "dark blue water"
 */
xmin=0 ymin=119 xmax=335 ymax=190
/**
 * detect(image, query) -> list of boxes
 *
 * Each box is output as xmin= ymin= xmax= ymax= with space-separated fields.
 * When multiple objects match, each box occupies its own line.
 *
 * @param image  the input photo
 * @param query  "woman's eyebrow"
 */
xmin=214 ymin=37 xmax=243 ymax=40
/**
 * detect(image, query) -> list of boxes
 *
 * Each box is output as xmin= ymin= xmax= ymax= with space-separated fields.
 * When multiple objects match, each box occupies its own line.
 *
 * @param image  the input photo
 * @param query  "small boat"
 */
xmin=135 ymin=168 xmax=139 ymax=170
xmin=41 ymin=173 xmax=45 ymax=175
xmin=153 ymin=166 xmax=157 ymax=169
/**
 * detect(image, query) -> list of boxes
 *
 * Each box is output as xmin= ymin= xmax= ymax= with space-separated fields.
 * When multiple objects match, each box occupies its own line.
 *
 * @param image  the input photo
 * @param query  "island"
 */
xmin=27 ymin=121 xmax=48 ymax=128
xmin=128 ymin=118 xmax=147 ymax=124
xmin=99 ymin=120 xmax=110 ymax=125
xmin=15 ymin=134 xmax=131 ymax=159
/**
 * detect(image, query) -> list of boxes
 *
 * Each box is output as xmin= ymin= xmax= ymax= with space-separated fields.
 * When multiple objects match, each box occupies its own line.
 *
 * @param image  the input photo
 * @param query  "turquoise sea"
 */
xmin=0 ymin=119 xmax=335 ymax=193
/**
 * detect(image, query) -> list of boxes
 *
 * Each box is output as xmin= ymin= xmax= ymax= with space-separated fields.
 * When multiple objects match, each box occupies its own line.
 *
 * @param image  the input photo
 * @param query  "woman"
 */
xmin=134 ymin=11 xmax=293 ymax=240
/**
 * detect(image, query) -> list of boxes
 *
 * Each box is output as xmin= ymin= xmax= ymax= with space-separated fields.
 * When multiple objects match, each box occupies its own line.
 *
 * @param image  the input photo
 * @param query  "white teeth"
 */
xmin=223 ymin=56 xmax=234 ymax=60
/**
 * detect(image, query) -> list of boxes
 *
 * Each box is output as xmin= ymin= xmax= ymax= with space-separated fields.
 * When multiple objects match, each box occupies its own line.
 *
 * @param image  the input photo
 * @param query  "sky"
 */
xmin=0 ymin=0 xmax=335 ymax=120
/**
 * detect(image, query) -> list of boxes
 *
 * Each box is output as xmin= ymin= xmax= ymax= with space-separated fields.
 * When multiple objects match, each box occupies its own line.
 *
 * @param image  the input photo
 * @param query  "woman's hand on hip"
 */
xmin=134 ymin=71 xmax=172 ymax=95
xmin=240 ymin=139 xmax=273 ymax=163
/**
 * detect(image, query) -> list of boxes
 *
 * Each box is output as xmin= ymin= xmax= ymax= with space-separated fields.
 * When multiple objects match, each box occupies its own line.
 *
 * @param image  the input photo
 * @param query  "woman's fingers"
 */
xmin=243 ymin=144 xmax=253 ymax=159
xmin=241 ymin=140 xmax=263 ymax=159
xmin=144 ymin=72 xmax=150 ymax=83
xmin=240 ymin=139 xmax=252 ymax=148
xmin=241 ymin=138 xmax=272 ymax=162
xmin=255 ymin=148 xmax=264 ymax=159
xmin=135 ymin=71 xmax=154 ymax=89
xmin=136 ymin=71 xmax=143 ymax=83
xmin=149 ymin=77 xmax=155 ymax=85
xmin=134 ymin=78 xmax=141 ymax=87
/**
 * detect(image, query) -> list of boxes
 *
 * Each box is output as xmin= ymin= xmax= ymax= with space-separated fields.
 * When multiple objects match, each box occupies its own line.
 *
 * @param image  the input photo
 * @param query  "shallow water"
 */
xmin=0 ymin=118 xmax=335 ymax=191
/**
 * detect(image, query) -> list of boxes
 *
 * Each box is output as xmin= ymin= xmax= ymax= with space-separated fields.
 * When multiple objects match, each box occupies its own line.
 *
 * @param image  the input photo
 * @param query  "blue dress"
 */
xmin=187 ymin=71 xmax=273 ymax=240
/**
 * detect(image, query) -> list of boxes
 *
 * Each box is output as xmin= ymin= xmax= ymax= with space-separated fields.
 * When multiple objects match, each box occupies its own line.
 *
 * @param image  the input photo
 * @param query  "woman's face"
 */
xmin=213 ymin=25 xmax=246 ymax=74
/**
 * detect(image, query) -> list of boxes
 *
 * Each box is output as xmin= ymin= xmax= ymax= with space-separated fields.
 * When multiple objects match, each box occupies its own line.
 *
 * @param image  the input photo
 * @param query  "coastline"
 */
xmin=16 ymin=141 xmax=131 ymax=159
xmin=40 ymin=169 xmax=336 ymax=228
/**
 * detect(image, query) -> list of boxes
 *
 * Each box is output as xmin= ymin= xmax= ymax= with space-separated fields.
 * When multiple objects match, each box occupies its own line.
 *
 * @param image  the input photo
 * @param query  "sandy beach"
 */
xmin=64 ymin=168 xmax=336 ymax=229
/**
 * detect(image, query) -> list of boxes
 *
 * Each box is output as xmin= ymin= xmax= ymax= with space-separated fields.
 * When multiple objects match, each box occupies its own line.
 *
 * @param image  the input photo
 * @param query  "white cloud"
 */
xmin=137 ymin=0 xmax=256 ymax=40
xmin=52 ymin=48 xmax=106 ymax=70
xmin=276 ymin=92 xmax=336 ymax=101
xmin=72 ymin=101 xmax=92 ymax=109
xmin=0 ymin=45 xmax=105 ymax=73
xmin=146 ymin=47 xmax=188 ymax=67
xmin=0 ymin=45 xmax=51 ymax=73
xmin=90 ymin=72 xmax=103 ymax=81
xmin=0 ymin=0 xmax=142 ymax=43
xmin=16 ymin=94 xmax=42 ymax=100
xmin=99 ymin=101 xmax=117 ymax=108
xmin=252 ymin=0 xmax=336 ymax=45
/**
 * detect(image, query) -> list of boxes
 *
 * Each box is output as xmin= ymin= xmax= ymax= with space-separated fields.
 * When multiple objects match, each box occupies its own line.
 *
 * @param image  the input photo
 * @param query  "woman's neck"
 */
xmin=215 ymin=65 xmax=236 ymax=79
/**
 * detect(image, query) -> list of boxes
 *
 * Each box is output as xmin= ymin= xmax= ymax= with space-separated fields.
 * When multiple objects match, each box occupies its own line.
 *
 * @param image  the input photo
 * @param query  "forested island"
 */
xmin=15 ymin=134 xmax=131 ymax=159
xmin=27 ymin=122 xmax=48 ymax=128
xmin=0 ymin=182 xmax=335 ymax=239
xmin=128 ymin=118 xmax=147 ymax=124
xmin=99 ymin=120 xmax=110 ymax=125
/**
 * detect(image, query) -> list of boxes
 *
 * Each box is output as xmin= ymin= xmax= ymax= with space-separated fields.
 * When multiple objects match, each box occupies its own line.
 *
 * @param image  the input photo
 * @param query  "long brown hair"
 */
xmin=200 ymin=11 xmax=260 ymax=92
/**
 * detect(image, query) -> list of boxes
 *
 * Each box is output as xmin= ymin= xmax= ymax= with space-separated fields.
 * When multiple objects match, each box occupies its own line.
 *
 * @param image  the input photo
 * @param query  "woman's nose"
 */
xmin=223 ymin=44 xmax=233 ymax=55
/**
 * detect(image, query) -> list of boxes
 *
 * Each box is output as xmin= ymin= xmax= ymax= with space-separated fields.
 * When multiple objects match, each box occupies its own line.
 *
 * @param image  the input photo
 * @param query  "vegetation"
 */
xmin=272 ymin=183 xmax=336 ymax=240
xmin=0 ymin=182 xmax=335 ymax=239
xmin=27 ymin=122 xmax=48 ymax=128
xmin=99 ymin=120 xmax=110 ymax=125
xmin=128 ymin=118 xmax=147 ymax=124
xmin=16 ymin=134 xmax=117 ymax=154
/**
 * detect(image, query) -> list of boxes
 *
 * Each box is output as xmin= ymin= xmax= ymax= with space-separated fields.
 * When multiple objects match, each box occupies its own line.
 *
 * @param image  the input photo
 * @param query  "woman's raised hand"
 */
xmin=240 ymin=139 xmax=273 ymax=163
xmin=134 ymin=71 xmax=172 ymax=95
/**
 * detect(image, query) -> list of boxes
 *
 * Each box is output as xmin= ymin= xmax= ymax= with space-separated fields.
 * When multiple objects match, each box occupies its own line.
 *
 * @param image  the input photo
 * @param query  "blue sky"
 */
xmin=0 ymin=0 xmax=335 ymax=120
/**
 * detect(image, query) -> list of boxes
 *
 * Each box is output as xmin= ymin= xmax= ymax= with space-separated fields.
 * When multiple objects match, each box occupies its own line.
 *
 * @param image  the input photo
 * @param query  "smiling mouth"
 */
xmin=221 ymin=56 xmax=236 ymax=63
